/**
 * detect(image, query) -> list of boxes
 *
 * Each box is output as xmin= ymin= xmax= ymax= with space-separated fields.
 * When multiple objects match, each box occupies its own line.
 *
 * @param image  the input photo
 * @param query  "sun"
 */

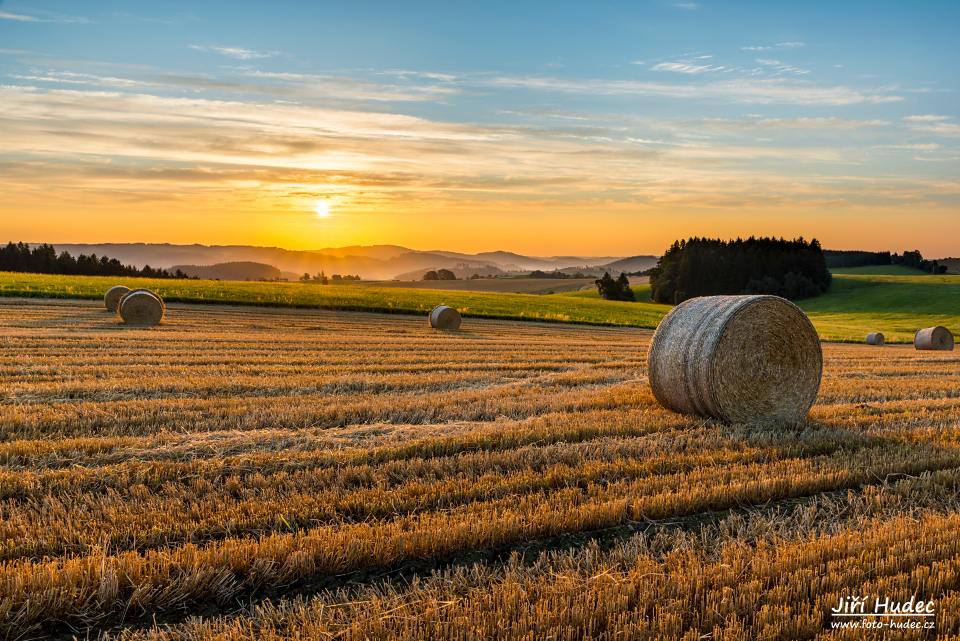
xmin=314 ymin=200 xmax=332 ymax=218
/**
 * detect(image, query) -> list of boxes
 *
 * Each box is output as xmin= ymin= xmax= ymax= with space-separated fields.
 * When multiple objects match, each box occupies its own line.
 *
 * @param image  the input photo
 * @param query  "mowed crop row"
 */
xmin=1 ymin=298 xmax=959 ymax=640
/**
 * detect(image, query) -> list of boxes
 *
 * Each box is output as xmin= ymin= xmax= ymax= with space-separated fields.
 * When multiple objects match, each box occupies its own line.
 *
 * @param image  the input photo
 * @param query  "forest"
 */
xmin=649 ymin=237 xmax=832 ymax=304
xmin=0 ymin=242 xmax=187 ymax=278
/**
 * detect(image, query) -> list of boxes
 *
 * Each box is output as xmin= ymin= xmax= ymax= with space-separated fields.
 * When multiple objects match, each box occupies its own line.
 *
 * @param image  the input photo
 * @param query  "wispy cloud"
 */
xmin=651 ymin=62 xmax=725 ymax=74
xmin=11 ymin=70 xmax=155 ymax=88
xmin=189 ymin=45 xmax=278 ymax=60
xmin=877 ymin=143 xmax=941 ymax=151
xmin=483 ymin=75 xmax=901 ymax=106
xmin=741 ymin=41 xmax=806 ymax=52
xmin=755 ymin=58 xmax=810 ymax=75
xmin=692 ymin=116 xmax=889 ymax=131
xmin=243 ymin=69 xmax=460 ymax=101
xmin=904 ymin=114 xmax=950 ymax=123
xmin=377 ymin=69 xmax=459 ymax=82
xmin=0 ymin=10 xmax=38 ymax=22
xmin=3 ymin=83 xmax=943 ymax=216
xmin=904 ymin=115 xmax=960 ymax=136
xmin=671 ymin=1 xmax=700 ymax=10
xmin=0 ymin=8 xmax=92 ymax=23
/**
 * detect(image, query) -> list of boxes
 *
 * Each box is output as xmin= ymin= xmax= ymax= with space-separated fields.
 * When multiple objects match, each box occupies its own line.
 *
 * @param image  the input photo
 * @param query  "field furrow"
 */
xmin=1 ymin=299 xmax=958 ymax=640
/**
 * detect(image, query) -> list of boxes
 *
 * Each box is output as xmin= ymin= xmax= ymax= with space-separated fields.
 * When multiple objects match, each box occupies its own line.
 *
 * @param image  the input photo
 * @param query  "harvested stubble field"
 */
xmin=2 ymin=298 xmax=960 ymax=640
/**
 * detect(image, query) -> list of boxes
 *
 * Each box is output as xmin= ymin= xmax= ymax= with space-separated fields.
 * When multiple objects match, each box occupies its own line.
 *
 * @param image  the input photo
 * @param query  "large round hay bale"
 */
xmin=647 ymin=295 xmax=822 ymax=425
xmin=119 ymin=290 xmax=164 ymax=326
xmin=117 ymin=288 xmax=165 ymax=313
xmin=104 ymin=286 xmax=130 ymax=312
xmin=866 ymin=332 xmax=885 ymax=346
xmin=429 ymin=305 xmax=461 ymax=330
xmin=914 ymin=326 xmax=954 ymax=351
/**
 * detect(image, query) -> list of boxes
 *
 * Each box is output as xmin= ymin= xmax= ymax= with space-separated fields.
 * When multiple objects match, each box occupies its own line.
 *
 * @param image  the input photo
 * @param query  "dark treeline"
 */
xmin=300 ymin=271 xmax=361 ymax=283
xmin=824 ymin=249 xmax=891 ymax=268
xmin=528 ymin=269 xmax=590 ymax=279
xmin=423 ymin=269 xmax=457 ymax=281
xmin=649 ymin=237 xmax=831 ymax=304
xmin=595 ymin=272 xmax=635 ymax=301
xmin=825 ymin=248 xmax=946 ymax=273
xmin=894 ymin=250 xmax=947 ymax=274
xmin=0 ymin=242 xmax=187 ymax=278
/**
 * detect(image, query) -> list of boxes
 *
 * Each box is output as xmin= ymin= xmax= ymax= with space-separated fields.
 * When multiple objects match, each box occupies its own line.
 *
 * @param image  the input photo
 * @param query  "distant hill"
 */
xmin=599 ymin=255 xmax=658 ymax=274
xmin=36 ymin=243 xmax=635 ymax=280
xmin=170 ymin=261 xmax=284 ymax=281
xmin=312 ymin=245 xmax=411 ymax=260
xmin=44 ymin=243 xmax=391 ymax=278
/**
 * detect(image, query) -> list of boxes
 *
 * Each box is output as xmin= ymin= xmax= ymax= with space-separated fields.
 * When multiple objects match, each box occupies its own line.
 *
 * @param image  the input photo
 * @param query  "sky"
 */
xmin=1 ymin=0 xmax=958 ymax=256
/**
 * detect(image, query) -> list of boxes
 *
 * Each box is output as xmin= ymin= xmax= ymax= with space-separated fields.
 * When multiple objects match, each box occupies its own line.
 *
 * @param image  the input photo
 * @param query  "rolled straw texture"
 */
xmin=104 ymin=286 xmax=130 ymax=312
xmin=428 ymin=305 xmax=462 ymax=330
xmin=914 ymin=326 xmax=954 ymax=351
xmin=647 ymin=294 xmax=822 ymax=425
xmin=119 ymin=290 xmax=165 ymax=326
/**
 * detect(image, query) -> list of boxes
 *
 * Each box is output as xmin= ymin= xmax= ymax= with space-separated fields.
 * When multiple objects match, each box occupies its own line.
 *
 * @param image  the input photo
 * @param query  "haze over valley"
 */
xmin=40 ymin=242 xmax=658 ymax=281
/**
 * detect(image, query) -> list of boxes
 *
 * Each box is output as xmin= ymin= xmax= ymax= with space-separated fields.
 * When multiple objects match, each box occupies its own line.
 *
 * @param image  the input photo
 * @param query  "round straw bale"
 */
xmin=118 ymin=288 xmax=165 ymax=313
xmin=104 ymin=286 xmax=131 ymax=312
xmin=865 ymin=332 xmax=885 ymax=346
xmin=647 ymin=295 xmax=822 ymax=425
xmin=429 ymin=305 xmax=461 ymax=330
xmin=914 ymin=326 xmax=954 ymax=351
xmin=119 ymin=290 xmax=164 ymax=326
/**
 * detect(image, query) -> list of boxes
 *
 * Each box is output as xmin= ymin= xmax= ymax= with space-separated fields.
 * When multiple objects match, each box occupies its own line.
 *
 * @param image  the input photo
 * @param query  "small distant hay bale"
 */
xmin=647 ymin=294 xmax=822 ymax=425
xmin=914 ymin=326 xmax=954 ymax=351
xmin=428 ymin=305 xmax=461 ymax=330
xmin=119 ymin=290 xmax=165 ymax=326
xmin=866 ymin=332 xmax=885 ymax=346
xmin=104 ymin=286 xmax=130 ymax=312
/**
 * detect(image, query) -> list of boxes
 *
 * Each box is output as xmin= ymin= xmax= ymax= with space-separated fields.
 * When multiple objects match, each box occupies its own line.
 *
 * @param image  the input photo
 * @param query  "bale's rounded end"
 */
xmin=711 ymin=297 xmax=822 ymax=425
xmin=118 ymin=288 xmax=166 ymax=312
xmin=429 ymin=305 xmax=461 ymax=330
xmin=914 ymin=326 xmax=954 ymax=351
xmin=648 ymin=295 xmax=822 ymax=426
xmin=866 ymin=332 xmax=885 ymax=346
xmin=119 ymin=291 xmax=164 ymax=326
xmin=104 ymin=286 xmax=131 ymax=312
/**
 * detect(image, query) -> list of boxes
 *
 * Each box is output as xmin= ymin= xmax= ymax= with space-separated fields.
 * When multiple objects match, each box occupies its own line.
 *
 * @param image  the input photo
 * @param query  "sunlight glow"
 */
xmin=315 ymin=200 xmax=332 ymax=218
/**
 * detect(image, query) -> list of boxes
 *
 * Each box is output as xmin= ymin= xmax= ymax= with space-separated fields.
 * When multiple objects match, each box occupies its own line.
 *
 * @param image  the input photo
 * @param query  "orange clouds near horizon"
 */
xmin=1 ymin=62 xmax=958 ymax=257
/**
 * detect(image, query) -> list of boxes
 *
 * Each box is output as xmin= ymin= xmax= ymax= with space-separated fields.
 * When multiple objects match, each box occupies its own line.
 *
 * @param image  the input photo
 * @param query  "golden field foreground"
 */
xmin=1 ymin=298 xmax=960 ymax=640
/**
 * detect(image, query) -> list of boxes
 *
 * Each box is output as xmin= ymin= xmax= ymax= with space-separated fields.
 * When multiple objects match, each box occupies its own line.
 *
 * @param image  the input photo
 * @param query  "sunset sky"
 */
xmin=1 ymin=0 xmax=958 ymax=256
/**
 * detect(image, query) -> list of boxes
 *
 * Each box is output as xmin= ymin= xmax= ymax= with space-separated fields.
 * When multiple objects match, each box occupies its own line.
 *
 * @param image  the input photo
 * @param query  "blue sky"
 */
xmin=1 ymin=0 xmax=958 ymax=254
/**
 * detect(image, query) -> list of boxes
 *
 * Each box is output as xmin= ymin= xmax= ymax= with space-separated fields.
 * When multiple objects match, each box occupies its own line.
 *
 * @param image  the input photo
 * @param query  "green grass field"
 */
xmin=1 ymin=271 xmax=957 ymax=342
xmin=800 ymin=273 xmax=960 ymax=342
xmin=0 ymin=271 xmax=668 ymax=328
